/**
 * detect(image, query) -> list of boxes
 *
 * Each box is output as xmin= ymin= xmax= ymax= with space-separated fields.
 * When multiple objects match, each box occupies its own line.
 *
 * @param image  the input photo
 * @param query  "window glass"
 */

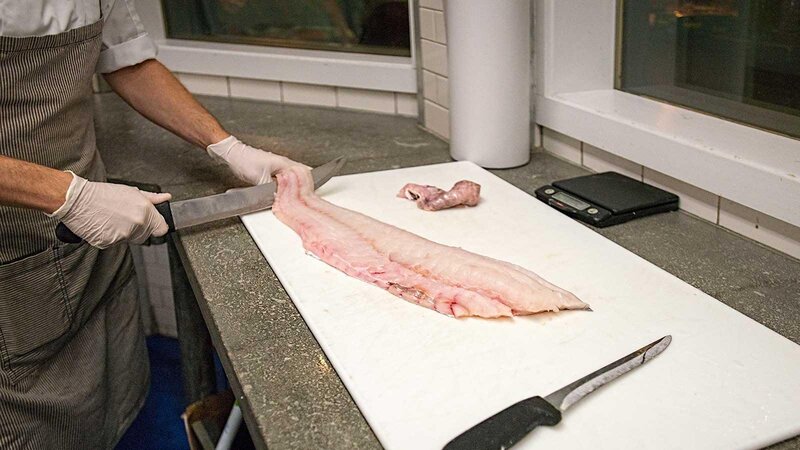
xmin=162 ymin=0 xmax=411 ymax=57
xmin=618 ymin=0 xmax=800 ymax=139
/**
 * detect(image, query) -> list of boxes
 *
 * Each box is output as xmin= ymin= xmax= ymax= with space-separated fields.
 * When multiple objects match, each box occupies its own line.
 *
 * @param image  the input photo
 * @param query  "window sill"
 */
xmin=155 ymin=39 xmax=417 ymax=93
xmin=535 ymin=89 xmax=800 ymax=227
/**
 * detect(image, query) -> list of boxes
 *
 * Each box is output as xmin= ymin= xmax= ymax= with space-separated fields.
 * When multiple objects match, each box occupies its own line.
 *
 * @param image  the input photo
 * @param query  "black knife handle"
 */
xmin=55 ymin=201 xmax=174 ymax=245
xmin=154 ymin=201 xmax=175 ymax=233
xmin=443 ymin=396 xmax=562 ymax=450
xmin=55 ymin=222 xmax=83 ymax=244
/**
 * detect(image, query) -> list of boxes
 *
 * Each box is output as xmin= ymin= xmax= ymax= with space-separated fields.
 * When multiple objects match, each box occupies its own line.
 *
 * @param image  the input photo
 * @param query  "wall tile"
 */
xmin=144 ymin=247 xmax=172 ymax=288
xmin=158 ymin=321 xmax=178 ymax=338
xmin=153 ymin=302 xmax=178 ymax=338
xmin=542 ymin=127 xmax=582 ymax=165
xmin=396 ymin=93 xmax=418 ymax=117
xmin=424 ymin=100 xmax=449 ymax=139
xmin=336 ymin=88 xmax=396 ymax=114
xmin=419 ymin=0 xmax=443 ymax=11
xmin=719 ymin=199 xmax=800 ymax=260
xmin=282 ymin=82 xmax=337 ymax=107
xmin=433 ymin=10 xmax=447 ymax=44
xmin=643 ymin=168 xmax=719 ymax=223
xmin=422 ymin=70 xmax=437 ymax=101
xmin=421 ymin=39 xmax=448 ymax=76
xmin=436 ymin=75 xmax=449 ymax=108
xmin=148 ymin=266 xmax=173 ymax=289
xmin=177 ymin=73 xmax=229 ymax=97
xmin=147 ymin=284 xmax=166 ymax=309
xmin=229 ymin=77 xmax=281 ymax=102
xmin=583 ymin=143 xmax=642 ymax=180
xmin=420 ymin=8 xmax=436 ymax=41
xmin=155 ymin=243 xmax=171 ymax=266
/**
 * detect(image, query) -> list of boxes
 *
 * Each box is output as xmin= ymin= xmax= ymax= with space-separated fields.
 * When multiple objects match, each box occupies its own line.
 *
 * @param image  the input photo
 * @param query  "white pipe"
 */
xmin=215 ymin=402 xmax=242 ymax=450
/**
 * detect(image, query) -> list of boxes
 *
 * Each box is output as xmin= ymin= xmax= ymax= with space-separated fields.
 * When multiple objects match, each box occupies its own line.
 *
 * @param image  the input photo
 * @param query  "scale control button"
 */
xmin=587 ymin=208 xmax=599 ymax=215
xmin=544 ymin=188 xmax=555 ymax=195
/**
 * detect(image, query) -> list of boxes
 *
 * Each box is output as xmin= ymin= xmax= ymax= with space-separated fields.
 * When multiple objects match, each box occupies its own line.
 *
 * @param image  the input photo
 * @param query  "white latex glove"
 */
xmin=48 ymin=172 xmax=172 ymax=249
xmin=207 ymin=135 xmax=307 ymax=185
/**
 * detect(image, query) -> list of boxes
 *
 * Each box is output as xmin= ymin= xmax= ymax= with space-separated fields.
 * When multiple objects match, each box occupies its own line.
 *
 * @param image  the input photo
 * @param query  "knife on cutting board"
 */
xmin=56 ymin=156 xmax=346 ymax=244
xmin=444 ymin=335 xmax=672 ymax=450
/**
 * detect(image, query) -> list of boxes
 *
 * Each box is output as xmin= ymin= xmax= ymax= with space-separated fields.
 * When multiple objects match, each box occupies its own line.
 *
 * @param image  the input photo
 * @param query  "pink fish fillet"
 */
xmin=397 ymin=180 xmax=481 ymax=211
xmin=272 ymin=167 xmax=589 ymax=318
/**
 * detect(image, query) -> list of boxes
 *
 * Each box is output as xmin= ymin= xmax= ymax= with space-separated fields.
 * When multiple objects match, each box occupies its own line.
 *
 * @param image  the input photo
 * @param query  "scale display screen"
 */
xmin=552 ymin=191 xmax=590 ymax=210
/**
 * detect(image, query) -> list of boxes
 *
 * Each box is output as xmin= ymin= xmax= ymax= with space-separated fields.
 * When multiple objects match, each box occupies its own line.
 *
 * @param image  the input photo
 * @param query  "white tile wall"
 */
xmin=395 ymin=93 xmax=418 ymax=117
xmin=424 ymin=100 xmax=449 ymax=139
xmin=282 ymin=82 xmax=337 ymax=107
xmin=418 ymin=0 xmax=450 ymax=138
xmin=420 ymin=40 xmax=448 ymax=76
xmin=719 ymin=199 xmax=800 ymax=260
xmin=542 ymin=128 xmax=582 ymax=165
xmin=129 ymin=245 xmax=155 ymax=335
xmin=177 ymin=73 xmax=229 ymax=97
xmin=540 ymin=128 xmax=799 ymax=261
xmin=435 ymin=75 xmax=449 ymax=108
xmin=420 ymin=8 xmax=436 ymax=41
xmin=130 ymin=243 xmax=177 ymax=337
xmin=422 ymin=70 xmax=437 ymax=101
xmin=644 ymin=168 xmax=720 ymax=223
xmin=337 ymin=87 xmax=396 ymax=114
xmin=153 ymin=297 xmax=178 ymax=337
xmin=175 ymin=73 xmax=413 ymax=117
xmin=419 ymin=0 xmax=443 ymax=10
xmin=433 ymin=10 xmax=447 ymax=44
xmin=420 ymin=7 xmax=446 ymax=45
xmin=583 ymin=144 xmax=643 ymax=180
xmin=146 ymin=251 xmax=173 ymax=290
xmin=229 ymin=77 xmax=281 ymax=102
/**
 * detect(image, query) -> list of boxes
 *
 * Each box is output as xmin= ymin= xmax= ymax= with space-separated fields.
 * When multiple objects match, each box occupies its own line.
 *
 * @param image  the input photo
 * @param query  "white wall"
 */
xmin=136 ymin=0 xmax=418 ymax=117
xmin=417 ymin=0 xmax=450 ymax=139
xmin=129 ymin=244 xmax=178 ymax=337
xmin=175 ymin=73 xmax=418 ymax=117
xmin=413 ymin=1 xmax=800 ymax=261
xmin=540 ymin=128 xmax=800 ymax=260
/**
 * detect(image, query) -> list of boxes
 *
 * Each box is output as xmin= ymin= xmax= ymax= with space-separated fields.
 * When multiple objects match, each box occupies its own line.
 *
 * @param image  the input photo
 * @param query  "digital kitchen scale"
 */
xmin=535 ymin=171 xmax=679 ymax=227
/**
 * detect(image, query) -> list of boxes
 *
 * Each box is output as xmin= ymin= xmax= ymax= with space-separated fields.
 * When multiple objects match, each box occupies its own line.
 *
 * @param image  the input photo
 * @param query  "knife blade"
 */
xmin=56 ymin=156 xmax=346 ymax=243
xmin=443 ymin=335 xmax=672 ymax=450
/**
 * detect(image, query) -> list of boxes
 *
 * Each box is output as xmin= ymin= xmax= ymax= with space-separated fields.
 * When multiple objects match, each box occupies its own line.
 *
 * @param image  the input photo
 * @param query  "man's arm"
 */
xmin=0 ymin=155 xmax=72 ymax=213
xmin=103 ymin=59 xmax=229 ymax=149
xmin=0 ymin=155 xmax=170 ymax=248
xmin=1 ymin=62 xmax=191 ymax=212
xmin=104 ymin=59 xmax=307 ymax=185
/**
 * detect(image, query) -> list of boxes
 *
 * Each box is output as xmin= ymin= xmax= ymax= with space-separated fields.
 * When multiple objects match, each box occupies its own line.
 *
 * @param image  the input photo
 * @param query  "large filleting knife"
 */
xmin=56 ymin=156 xmax=346 ymax=243
xmin=444 ymin=335 xmax=672 ymax=450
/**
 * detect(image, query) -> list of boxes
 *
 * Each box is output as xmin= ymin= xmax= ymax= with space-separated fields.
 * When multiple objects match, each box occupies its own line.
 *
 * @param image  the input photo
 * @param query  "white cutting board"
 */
xmin=241 ymin=162 xmax=800 ymax=450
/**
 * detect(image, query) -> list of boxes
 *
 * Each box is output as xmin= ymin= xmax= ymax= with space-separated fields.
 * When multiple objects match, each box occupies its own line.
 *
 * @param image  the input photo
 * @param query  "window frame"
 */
xmin=136 ymin=0 xmax=417 ymax=93
xmin=533 ymin=0 xmax=800 ymax=227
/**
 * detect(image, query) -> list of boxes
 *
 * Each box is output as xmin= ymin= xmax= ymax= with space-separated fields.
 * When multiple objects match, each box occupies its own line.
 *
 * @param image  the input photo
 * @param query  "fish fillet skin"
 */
xmin=397 ymin=180 xmax=481 ymax=211
xmin=273 ymin=167 xmax=589 ymax=317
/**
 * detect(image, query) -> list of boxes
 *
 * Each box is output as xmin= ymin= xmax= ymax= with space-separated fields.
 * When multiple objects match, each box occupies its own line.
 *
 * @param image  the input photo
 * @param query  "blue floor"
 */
xmin=116 ymin=336 xmax=227 ymax=450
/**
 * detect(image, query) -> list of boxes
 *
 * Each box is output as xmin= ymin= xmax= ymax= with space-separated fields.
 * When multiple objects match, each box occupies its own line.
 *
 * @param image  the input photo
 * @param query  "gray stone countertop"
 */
xmin=93 ymin=93 xmax=799 ymax=450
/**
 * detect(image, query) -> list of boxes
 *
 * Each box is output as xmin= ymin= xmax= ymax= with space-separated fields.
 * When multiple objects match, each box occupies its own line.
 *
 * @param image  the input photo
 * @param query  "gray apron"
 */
xmin=0 ymin=18 xmax=150 ymax=449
